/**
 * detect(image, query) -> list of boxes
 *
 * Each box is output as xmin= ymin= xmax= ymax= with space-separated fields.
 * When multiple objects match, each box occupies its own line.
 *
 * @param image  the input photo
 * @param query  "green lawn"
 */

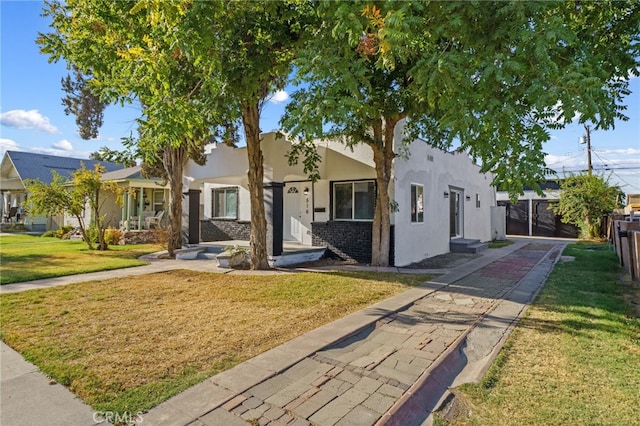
xmin=0 ymin=234 xmax=163 ymax=284
xmin=437 ymin=242 xmax=640 ymax=425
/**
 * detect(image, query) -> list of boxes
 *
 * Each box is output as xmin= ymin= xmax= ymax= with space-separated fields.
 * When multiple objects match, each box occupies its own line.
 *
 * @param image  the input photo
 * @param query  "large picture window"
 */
xmin=411 ymin=184 xmax=424 ymax=223
xmin=334 ymin=181 xmax=375 ymax=220
xmin=212 ymin=187 xmax=238 ymax=219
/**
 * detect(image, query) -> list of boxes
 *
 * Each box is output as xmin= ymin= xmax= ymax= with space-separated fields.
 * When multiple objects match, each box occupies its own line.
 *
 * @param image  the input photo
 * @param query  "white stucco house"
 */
xmin=183 ymin=121 xmax=496 ymax=266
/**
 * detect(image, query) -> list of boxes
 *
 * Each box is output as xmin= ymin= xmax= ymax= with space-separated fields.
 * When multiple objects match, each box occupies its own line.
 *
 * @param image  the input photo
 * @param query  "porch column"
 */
xmin=126 ymin=192 xmax=133 ymax=231
xmin=185 ymin=189 xmax=200 ymax=245
xmin=264 ymin=182 xmax=284 ymax=257
xmin=138 ymin=187 xmax=144 ymax=230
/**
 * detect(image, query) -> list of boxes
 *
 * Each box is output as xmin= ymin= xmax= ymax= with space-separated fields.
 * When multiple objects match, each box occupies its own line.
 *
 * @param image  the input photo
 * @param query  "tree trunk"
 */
xmin=75 ymin=213 xmax=94 ymax=250
xmin=164 ymin=145 xmax=187 ymax=258
xmin=95 ymin=189 xmax=108 ymax=250
xmin=243 ymin=102 xmax=270 ymax=270
xmin=369 ymin=117 xmax=397 ymax=266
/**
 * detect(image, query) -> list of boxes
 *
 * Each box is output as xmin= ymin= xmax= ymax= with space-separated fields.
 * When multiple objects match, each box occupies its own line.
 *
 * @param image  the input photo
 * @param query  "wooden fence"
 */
xmin=612 ymin=219 xmax=640 ymax=282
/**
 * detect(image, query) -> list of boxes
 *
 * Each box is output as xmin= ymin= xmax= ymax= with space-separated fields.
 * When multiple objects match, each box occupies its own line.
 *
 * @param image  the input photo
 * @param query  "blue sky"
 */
xmin=2 ymin=1 xmax=639 ymax=194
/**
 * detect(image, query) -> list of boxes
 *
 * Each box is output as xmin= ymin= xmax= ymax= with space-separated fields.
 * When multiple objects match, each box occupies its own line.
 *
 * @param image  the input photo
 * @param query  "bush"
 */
xmin=41 ymin=225 xmax=74 ymax=239
xmin=104 ymin=228 xmax=123 ymax=245
xmin=57 ymin=225 xmax=74 ymax=239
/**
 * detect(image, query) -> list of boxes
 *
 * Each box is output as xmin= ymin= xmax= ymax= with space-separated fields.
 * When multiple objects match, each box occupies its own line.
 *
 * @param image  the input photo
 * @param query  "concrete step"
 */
xmin=450 ymin=238 xmax=488 ymax=254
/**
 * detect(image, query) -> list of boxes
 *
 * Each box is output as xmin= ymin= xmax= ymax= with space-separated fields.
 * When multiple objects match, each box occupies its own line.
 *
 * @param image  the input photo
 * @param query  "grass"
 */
xmin=487 ymin=239 xmax=514 ymax=249
xmin=0 ymin=269 xmax=431 ymax=414
xmin=0 ymin=234 xmax=163 ymax=284
xmin=436 ymin=242 xmax=640 ymax=425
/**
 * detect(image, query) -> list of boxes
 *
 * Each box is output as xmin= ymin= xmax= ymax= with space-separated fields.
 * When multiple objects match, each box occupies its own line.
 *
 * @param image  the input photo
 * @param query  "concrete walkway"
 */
xmin=0 ymin=238 xmax=568 ymax=426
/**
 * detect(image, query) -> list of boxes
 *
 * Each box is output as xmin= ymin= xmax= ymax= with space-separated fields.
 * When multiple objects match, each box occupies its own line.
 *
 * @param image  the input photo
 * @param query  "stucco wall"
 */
xmin=392 ymin=129 xmax=494 ymax=266
xmin=202 ymin=182 xmax=251 ymax=221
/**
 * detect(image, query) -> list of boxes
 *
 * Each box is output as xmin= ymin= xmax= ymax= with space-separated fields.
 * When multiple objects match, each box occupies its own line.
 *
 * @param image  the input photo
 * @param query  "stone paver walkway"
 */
xmin=141 ymin=241 xmax=562 ymax=426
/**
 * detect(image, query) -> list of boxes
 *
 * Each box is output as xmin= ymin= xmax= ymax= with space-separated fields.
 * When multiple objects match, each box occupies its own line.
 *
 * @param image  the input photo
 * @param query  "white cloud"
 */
xmin=0 ymin=138 xmax=20 ymax=158
xmin=269 ymin=90 xmax=290 ymax=104
xmin=52 ymin=139 xmax=73 ymax=151
xmin=0 ymin=109 xmax=59 ymax=134
xmin=596 ymin=148 xmax=640 ymax=156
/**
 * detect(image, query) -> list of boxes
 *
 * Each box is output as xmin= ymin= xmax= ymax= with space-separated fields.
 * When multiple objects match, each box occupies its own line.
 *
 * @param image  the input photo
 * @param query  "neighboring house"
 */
xmin=0 ymin=151 xmax=124 ymax=232
xmin=184 ymin=121 xmax=496 ymax=266
xmin=97 ymin=166 xmax=169 ymax=231
xmin=496 ymin=180 xmax=579 ymax=238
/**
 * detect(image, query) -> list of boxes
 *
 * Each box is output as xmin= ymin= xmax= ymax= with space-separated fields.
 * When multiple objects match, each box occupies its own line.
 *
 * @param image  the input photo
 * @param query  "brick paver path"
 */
xmin=201 ymin=243 xmax=554 ymax=426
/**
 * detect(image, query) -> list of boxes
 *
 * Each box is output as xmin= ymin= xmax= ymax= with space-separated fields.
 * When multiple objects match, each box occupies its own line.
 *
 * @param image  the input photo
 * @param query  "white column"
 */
xmin=138 ymin=187 xmax=144 ymax=230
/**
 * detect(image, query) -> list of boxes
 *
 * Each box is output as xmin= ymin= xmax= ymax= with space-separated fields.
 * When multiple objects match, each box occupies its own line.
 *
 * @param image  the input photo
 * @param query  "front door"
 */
xmin=284 ymin=183 xmax=312 ymax=245
xmin=449 ymin=189 xmax=462 ymax=238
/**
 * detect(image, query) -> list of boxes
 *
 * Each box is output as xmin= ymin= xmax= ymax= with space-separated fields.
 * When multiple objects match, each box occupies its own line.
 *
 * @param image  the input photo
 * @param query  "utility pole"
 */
xmin=580 ymin=124 xmax=593 ymax=176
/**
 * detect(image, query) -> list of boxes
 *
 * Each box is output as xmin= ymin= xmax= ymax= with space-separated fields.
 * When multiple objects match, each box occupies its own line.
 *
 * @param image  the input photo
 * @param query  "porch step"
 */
xmin=270 ymin=247 xmax=327 ymax=267
xmin=450 ymin=238 xmax=488 ymax=254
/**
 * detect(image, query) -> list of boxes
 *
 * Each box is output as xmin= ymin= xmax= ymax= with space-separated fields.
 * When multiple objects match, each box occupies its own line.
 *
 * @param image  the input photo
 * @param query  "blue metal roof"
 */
xmin=6 ymin=150 xmax=125 ymax=184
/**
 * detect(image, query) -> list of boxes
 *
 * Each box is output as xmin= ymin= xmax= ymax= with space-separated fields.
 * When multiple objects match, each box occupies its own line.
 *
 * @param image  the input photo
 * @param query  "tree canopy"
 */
xmin=26 ymin=164 xmax=118 ymax=250
xmin=39 ymin=0 xmax=311 ymax=266
xmin=552 ymin=173 xmax=624 ymax=239
xmin=282 ymin=0 xmax=639 ymax=265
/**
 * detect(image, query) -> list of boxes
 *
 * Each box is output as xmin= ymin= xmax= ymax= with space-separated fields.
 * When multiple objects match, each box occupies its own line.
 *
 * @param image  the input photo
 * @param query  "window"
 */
xmin=476 ymin=193 xmax=481 ymax=208
xmin=212 ymin=187 xmax=238 ymax=219
xmin=334 ymin=181 xmax=375 ymax=220
xmin=153 ymin=190 xmax=164 ymax=213
xmin=411 ymin=184 xmax=424 ymax=223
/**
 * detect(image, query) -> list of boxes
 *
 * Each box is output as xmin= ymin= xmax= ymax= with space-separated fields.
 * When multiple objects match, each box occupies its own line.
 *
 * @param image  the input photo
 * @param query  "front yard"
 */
xmin=0 ymin=269 xmax=430 ymax=415
xmin=0 ymin=234 xmax=162 ymax=284
xmin=437 ymin=243 xmax=640 ymax=425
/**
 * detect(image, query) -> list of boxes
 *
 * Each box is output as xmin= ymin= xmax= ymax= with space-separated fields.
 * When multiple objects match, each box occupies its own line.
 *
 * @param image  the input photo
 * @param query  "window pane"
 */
xmin=411 ymin=185 xmax=417 ymax=222
xmin=214 ymin=190 xmax=225 ymax=217
xmin=417 ymin=185 xmax=424 ymax=222
xmin=225 ymin=190 xmax=237 ymax=217
xmin=354 ymin=182 xmax=374 ymax=220
xmin=335 ymin=183 xmax=352 ymax=219
xmin=411 ymin=185 xmax=424 ymax=223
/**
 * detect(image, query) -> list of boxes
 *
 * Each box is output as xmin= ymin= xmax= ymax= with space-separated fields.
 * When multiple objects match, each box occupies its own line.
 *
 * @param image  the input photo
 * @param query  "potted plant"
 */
xmin=217 ymin=245 xmax=249 ymax=268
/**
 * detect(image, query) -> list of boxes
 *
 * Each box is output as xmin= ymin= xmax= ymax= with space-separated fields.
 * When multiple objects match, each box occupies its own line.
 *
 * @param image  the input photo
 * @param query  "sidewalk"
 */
xmin=0 ymin=238 xmax=567 ymax=426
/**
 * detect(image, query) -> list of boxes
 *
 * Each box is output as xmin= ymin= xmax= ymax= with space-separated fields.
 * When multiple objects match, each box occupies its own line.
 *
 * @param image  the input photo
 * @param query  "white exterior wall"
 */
xmin=392 ymin=128 xmax=495 ymax=266
xmin=188 ymin=129 xmax=495 ymax=266
xmin=310 ymin=180 xmax=331 ymax=223
xmin=202 ymin=182 xmax=251 ymax=221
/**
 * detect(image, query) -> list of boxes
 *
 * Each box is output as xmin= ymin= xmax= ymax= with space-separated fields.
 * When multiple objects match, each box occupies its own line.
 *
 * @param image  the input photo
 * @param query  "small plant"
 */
xmin=104 ymin=228 xmax=123 ymax=246
xmin=218 ymin=245 xmax=249 ymax=268
xmin=41 ymin=225 xmax=74 ymax=239
xmin=222 ymin=245 xmax=249 ymax=257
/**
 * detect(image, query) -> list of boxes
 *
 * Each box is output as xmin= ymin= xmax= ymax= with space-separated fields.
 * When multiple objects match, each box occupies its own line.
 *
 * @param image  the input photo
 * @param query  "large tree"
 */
xmin=61 ymin=67 xmax=107 ymax=140
xmin=180 ymin=0 xmax=312 ymax=269
xmin=39 ymin=1 xmax=226 ymax=257
xmin=39 ymin=1 xmax=310 ymax=267
xmin=283 ymin=1 xmax=639 ymax=266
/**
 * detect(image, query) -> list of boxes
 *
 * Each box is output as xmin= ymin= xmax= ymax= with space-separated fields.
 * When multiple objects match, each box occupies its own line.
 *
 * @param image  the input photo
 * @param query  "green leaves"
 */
xmin=552 ymin=173 xmax=623 ymax=239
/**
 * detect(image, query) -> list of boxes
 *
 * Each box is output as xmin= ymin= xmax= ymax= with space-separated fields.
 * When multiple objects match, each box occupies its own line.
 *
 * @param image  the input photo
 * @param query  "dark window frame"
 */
xmin=411 ymin=183 xmax=424 ymax=223
xmin=212 ymin=187 xmax=239 ymax=219
xmin=331 ymin=179 xmax=376 ymax=221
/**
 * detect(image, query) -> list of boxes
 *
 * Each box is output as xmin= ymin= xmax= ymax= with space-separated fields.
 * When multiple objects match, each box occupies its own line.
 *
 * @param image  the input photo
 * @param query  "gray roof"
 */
xmin=5 ymin=151 xmax=125 ymax=184
xmin=101 ymin=165 xmax=144 ymax=181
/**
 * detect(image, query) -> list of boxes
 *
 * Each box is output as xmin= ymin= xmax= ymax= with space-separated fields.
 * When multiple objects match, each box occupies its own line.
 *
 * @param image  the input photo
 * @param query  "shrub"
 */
xmin=104 ymin=228 xmax=123 ymax=246
xmin=41 ymin=225 xmax=74 ymax=239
